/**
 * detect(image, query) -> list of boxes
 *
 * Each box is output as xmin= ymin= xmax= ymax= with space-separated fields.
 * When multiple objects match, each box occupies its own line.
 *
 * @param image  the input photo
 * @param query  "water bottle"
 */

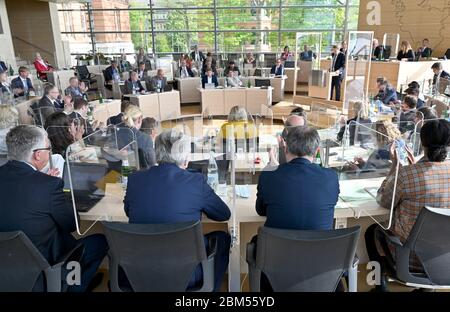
xmin=207 ymin=151 xmax=219 ymax=192
xmin=121 ymin=159 xmax=133 ymax=188
xmin=224 ymin=77 xmax=228 ymax=88
xmin=99 ymin=92 xmax=104 ymax=104
xmin=36 ymin=83 xmax=42 ymax=97
xmin=376 ymin=100 xmax=383 ymax=113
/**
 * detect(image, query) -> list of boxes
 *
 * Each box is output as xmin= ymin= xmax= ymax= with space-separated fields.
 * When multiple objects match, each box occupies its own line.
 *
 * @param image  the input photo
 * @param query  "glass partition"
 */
xmin=343 ymin=31 xmax=374 ymax=110
xmin=382 ymin=33 xmax=400 ymax=59
xmin=65 ymin=126 xmax=139 ymax=235
xmin=294 ymin=32 xmax=322 ymax=96
xmin=307 ymin=102 xmax=341 ymax=129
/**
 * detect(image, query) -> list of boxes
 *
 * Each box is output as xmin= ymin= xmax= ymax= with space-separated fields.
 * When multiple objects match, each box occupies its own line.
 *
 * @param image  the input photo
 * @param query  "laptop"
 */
xmin=205 ymin=83 xmax=216 ymax=89
xmin=255 ymin=79 xmax=271 ymax=88
xmin=187 ymin=155 xmax=230 ymax=182
xmin=63 ymin=162 xmax=108 ymax=212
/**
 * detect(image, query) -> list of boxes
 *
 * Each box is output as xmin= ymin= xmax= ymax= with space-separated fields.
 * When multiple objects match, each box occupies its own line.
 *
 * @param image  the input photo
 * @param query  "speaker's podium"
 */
xmin=308 ymin=69 xmax=335 ymax=100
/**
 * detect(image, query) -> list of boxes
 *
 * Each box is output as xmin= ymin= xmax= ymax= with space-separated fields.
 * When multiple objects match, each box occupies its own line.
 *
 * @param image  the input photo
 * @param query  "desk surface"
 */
xmin=79 ymin=177 xmax=388 ymax=223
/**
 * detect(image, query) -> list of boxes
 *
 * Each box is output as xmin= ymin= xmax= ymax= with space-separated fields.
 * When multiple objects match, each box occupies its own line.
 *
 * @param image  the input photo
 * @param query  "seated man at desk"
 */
xmin=374 ymin=79 xmax=398 ymax=104
xmin=404 ymin=86 xmax=424 ymax=109
xmin=179 ymin=59 xmax=195 ymax=78
xmin=270 ymin=59 xmax=284 ymax=76
xmin=225 ymin=70 xmax=243 ymax=88
xmin=0 ymin=125 xmax=108 ymax=292
xmin=224 ymin=61 xmax=241 ymax=77
xmin=103 ymin=60 xmax=120 ymax=91
xmin=256 ymin=126 xmax=339 ymax=230
xmin=148 ymin=69 xmax=168 ymax=92
xmin=201 ymin=68 xmax=218 ymax=88
xmin=366 ymin=120 xmax=450 ymax=292
xmin=300 ymin=45 xmax=316 ymax=61
xmin=11 ymin=66 xmax=35 ymax=98
xmin=69 ymin=98 xmax=103 ymax=137
xmin=124 ymin=128 xmax=231 ymax=291
xmin=65 ymin=77 xmax=88 ymax=99
xmin=30 ymin=84 xmax=61 ymax=125
xmin=416 ymin=38 xmax=433 ymax=59
xmin=431 ymin=62 xmax=450 ymax=93
xmin=372 ymin=39 xmax=386 ymax=60
xmin=124 ymin=71 xmax=145 ymax=95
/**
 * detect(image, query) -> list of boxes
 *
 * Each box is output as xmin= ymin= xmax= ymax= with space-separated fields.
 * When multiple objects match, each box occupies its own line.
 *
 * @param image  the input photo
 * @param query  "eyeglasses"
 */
xmin=33 ymin=147 xmax=52 ymax=152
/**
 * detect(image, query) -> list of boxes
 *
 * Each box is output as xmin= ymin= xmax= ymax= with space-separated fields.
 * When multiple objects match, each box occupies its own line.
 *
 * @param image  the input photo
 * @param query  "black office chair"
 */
xmin=102 ymin=220 xmax=217 ymax=292
xmin=255 ymin=78 xmax=271 ymax=88
xmin=246 ymin=226 xmax=360 ymax=292
xmin=0 ymin=231 xmax=83 ymax=292
xmin=76 ymin=65 xmax=97 ymax=90
xmin=376 ymin=207 xmax=450 ymax=290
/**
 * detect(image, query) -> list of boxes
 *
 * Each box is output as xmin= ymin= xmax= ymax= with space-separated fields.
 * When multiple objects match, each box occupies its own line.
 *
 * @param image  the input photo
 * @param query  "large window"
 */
xmin=58 ymin=0 xmax=359 ymax=64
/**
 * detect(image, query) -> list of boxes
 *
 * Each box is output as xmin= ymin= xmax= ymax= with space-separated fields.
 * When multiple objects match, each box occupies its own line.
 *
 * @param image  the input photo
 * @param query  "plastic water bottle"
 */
xmin=376 ymin=100 xmax=383 ymax=113
xmin=207 ymin=151 xmax=219 ymax=192
xmin=99 ymin=92 xmax=104 ymax=104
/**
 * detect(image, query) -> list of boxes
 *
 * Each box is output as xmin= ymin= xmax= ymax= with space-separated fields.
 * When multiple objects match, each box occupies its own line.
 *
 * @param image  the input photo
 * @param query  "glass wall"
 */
xmin=58 ymin=0 xmax=359 ymax=65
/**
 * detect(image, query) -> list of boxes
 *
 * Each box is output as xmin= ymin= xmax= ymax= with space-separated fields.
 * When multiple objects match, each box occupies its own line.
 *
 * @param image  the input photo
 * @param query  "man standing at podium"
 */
xmin=330 ymin=45 xmax=345 ymax=101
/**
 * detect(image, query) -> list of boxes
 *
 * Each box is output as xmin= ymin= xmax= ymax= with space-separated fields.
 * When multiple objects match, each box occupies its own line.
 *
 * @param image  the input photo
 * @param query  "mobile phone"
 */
xmin=395 ymin=139 xmax=408 ymax=166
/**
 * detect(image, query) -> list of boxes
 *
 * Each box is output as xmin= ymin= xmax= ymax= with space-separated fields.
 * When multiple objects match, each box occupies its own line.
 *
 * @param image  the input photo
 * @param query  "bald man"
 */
xmin=268 ymin=114 xmax=306 ymax=167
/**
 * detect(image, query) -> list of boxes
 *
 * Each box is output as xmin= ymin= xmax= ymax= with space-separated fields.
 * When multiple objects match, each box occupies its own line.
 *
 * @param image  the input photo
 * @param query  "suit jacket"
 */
xmin=256 ymin=157 xmax=339 ymax=230
xmin=33 ymin=60 xmax=52 ymax=79
xmin=331 ymin=51 xmax=346 ymax=76
xmin=300 ymin=50 xmax=315 ymax=61
xmin=375 ymin=86 xmax=398 ymax=104
xmin=190 ymin=51 xmax=206 ymax=63
xmin=64 ymin=86 xmax=84 ymax=99
xmin=136 ymin=69 xmax=148 ymax=81
xmin=31 ymin=96 xmax=58 ymax=126
xmin=107 ymin=113 xmax=123 ymax=126
xmin=103 ymin=65 xmax=118 ymax=82
xmin=11 ymin=76 xmax=34 ymax=98
xmin=0 ymin=161 xmax=77 ymax=264
xmin=148 ymin=76 xmax=167 ymax=92
xmin=116 ymin=126 xmax=156 ymax=169
xmin=270 ymin=65 xmax=284 ymax=76
xmin=417 ymin=47 xmax=432 ymax=58
xmin=397 ymin=50 xmax=415 ymax=61
xmin=0 ymin=61 xmax=7 ymax=72
xmin=373 ymin=45 xmax=386 ymax=59
xmin=201 ymin=75 xmax=218 ymax=88
xmin=124 ymin=79 xmax=145 ymax=95
xmin=124 ymin=163 xmax=231 ymax=224
xmin=179 ymin=66 xmax=195 ymax=78
xmin=433 ymin=70 xmax=450 ymax=85
xmin=1 ymin=82 xmax=12 ymax=96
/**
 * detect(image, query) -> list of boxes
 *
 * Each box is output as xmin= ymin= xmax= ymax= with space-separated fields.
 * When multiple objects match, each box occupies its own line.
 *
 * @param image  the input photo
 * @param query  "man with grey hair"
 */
xmin=269 ymin=114 xmax=306 ymax=166
xmin=124 ymin=128 xmax=231 ymax=291
xmin=256 ymin=126 xmax=339 ymax=230
xmin=0 ymin=125 xmax=108 ymax=291
xmin=31 ymin=83 xmax=61 ymax=125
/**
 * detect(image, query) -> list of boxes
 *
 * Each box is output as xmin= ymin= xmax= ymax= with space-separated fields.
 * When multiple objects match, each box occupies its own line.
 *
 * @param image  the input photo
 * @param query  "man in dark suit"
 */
xmin=136 ymin=62 xmax=148 ymax=81
xmin=148 ymin=69 xmax=168 ymax=92
xmin=107 ymin=100 xmax=134 ymax=126
xmin=257 ymin=126 xmax=339 ymax=230
xmin=69 ymin=98 xmax=103 ymax=137
xmin=431 ymin=62 xmax=450 ymax=93
xmin=11 ymin=66 xmax=34 ymax=98
xmin=374 ymin=79 xmax=398 ymax=104
xmin=300 ymin=45 xmax=316 ymax=61
xmin=270 ymin=59 xmax=284 ymax=76
xmin=103 ymin=60 xmax=120 ymax=91
xmin=124 ymin=129 xmax=231 ymax=291
xmin=124 ymin=71 xmax=145 ymax=95
xmin=190 ymin=45 xmax=206 ymax=63
xmin=372 ymin=39 xmax=386 ymax=60
xmin=201 ymin=68 xmax=218 ymax=88
xmin=31 ymin=84 xmax=61 ymax=126
xmin=0 ymin=60 xmax=7 ymax=72
xmin=330 ymin=45 xmax=346 ymax=101
xmin=0 ymin=125 xmax=108 ymax=291
xmin=179 ymin=59 xmax=195 ymax=78
xmin=417 ymin=38 xmax=433 ymax=59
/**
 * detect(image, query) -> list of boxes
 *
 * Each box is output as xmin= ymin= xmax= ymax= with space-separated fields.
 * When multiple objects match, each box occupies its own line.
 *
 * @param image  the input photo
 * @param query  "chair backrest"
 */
xmin=102 ymin=220 xmax=207 ymax=292
xmin=404 ymin=207 xmax=450 ymax=285
xmin=76 ymin=65 xmax=89 ymax=80
xmin=0 ymin=231 xmax=50 ymax=291
xmin=256 ymin=226 xmax=360 ymax=292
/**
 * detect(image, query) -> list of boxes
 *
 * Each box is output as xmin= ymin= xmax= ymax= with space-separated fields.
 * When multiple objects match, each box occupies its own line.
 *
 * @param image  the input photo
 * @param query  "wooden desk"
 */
xmin=176 ymin=77 xmax=201 ymax=103
xmin=218 ymin=76 xmax=286 ymax=103
xmin=285 ymin=61 xmax=313 ymax=92
xmin=200 ymin=87 xmax=272 ymax=117
xmin=128 ymin=91 xmax=181 ymax=121
xmin=90 ymin=99 xmax=121 ymax=124
xmin=79 ymin=177 xmax=388 ymax=291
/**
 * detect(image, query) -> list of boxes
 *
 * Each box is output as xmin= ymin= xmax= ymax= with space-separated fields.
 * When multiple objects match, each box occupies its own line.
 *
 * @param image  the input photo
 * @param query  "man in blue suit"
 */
xmin=330 ymin=45 xmax=346 ymax=101
xmin=201 ymin=68 xmax=218 ymax=88
xmin=124 ymin=129 xmax=231 ymax=291
xmin=11 ymin=66 xmax=34 ymax=98
xmin=256 ymin=126 xmax=339 ymax=230
xmin=270 ymin=59 xmax=284 ymax=76
xmin=374 ymin=79 xmax=398 ymax=105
